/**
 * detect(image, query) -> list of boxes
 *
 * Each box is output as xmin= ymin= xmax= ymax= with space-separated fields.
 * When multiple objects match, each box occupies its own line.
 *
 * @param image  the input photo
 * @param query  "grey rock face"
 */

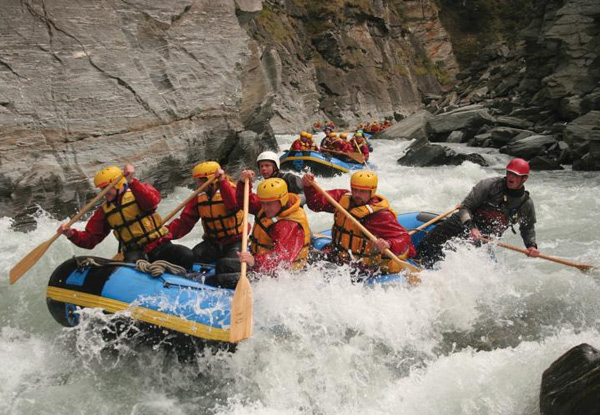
xmin=0 ymin=0 xmax=274 ymax=221
xmin=249 ymin=0 xmax=455 ymax=132
xmin=1 ymin=0 xmax=460 ymax=221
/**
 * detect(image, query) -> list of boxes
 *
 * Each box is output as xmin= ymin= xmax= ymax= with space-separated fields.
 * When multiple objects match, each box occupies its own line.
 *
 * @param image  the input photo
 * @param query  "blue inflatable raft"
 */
xmin=280 ymin=150 xmax=373 ymax=176
xmin=46 ymin=212 xmax=440 ymax=343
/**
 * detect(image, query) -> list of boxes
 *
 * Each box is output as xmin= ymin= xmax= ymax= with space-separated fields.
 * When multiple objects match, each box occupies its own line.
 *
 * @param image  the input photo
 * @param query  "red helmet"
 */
xmin=506 ymin=158 xmax=530 ymax=176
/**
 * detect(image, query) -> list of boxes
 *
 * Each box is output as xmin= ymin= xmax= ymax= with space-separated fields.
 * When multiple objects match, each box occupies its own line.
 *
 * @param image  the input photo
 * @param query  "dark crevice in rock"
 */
xmin=0 ymin=58 xmax=26 ymax=80
xmin=171 ymin=4 xmax=192 ymax=25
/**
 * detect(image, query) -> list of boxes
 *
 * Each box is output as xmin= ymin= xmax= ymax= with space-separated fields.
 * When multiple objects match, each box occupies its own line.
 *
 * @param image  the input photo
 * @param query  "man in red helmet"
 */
xmin=415 ymin=158 xmax=540 ymax=268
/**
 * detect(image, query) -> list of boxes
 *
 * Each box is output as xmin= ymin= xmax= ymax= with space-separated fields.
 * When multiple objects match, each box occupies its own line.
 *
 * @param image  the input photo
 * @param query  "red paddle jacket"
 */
xmin=219 ymin=179 xmax=307 ymax=273
xmin=304 ymin=186 xmax=415 ymax=257
xmin=67 ymin=179 xmax=167 ymax=253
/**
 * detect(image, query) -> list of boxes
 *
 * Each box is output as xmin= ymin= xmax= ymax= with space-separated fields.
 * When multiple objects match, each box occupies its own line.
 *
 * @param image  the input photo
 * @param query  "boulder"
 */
xmin=502 ymin=135 xmax=558 ymax=159
xmin=495 ymin=116 xmax=534 ymax=130
xmin=529 ymin=156 xmax=564 ymax=170
xmin=540 ymin=343 xmax=600 ymax=415
xmin=447 ymin=130 xmax=466 ymax=143
xmin=373 ymin=110 xmax=433 ymax=141
xmin=397 ymin=138 xmax=487 ymax=167
xmin=427 ymin=107 xmax=496 ymax=139
xmin=489 ymin=127 xmax=532 ymax=147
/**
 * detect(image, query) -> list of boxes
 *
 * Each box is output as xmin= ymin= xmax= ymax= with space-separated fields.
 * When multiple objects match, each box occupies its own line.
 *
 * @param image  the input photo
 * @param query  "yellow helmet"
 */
xmin=340 ymin=133 xmax=348 ymax=139
xmin=257 ymin=178 xmax=289 ymax=207
xmin=192 ymin=161 xmax=221 ymax=179
xmin=351 ymin=171 xmax=378 ymax=196
xmin=94 ymin=166 xmax=125 ymax=189
xmin=300 ymin=131 xmax=309 ymax=138
xmin=307 ymin=133 xmax=313 ymax=139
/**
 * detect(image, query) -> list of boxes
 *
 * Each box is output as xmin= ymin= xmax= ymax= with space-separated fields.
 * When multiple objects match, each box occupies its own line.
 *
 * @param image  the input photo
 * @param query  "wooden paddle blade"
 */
xmin=9 ymin=239 xmax=53 ymax=284
xmin=229 ymin=273 xmax=253 ymax=343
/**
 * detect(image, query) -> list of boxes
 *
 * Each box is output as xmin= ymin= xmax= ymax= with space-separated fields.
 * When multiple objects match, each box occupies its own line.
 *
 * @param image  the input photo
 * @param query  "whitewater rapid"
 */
xmin=1 ymin=135 xmax=599 ymax=415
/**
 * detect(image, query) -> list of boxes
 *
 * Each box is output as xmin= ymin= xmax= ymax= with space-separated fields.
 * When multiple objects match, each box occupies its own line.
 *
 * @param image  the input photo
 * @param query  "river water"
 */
xmin=1 ymin=135 xmax=599 ymax=415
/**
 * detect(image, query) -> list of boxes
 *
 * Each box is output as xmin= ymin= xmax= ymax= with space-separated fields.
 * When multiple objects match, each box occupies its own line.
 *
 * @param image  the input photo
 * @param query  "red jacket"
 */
xmin=67 ymin=179 xmax=167 ymax=253
xmin=219 ymin=180 xmax=306 ymax=273
xmin=304 ymin=186 xmax=415 ymax=257
xmin=166 ymin=180 xmax=246 ymax=248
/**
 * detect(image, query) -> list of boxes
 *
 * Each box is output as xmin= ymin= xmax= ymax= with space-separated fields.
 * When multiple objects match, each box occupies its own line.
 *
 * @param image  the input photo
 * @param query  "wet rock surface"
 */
xmin=540 ymin=343 xmax=600 ymax=415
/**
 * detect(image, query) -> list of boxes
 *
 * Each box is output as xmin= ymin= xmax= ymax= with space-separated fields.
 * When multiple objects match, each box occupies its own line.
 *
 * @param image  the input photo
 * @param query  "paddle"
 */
xmin=352 ymin=140 xmax=368 ymax=166
xmin=229 ymin=178 xmax=253 ymax=343
xmin=324 ymin=149 xmax=366 ymax=165
xmin=9 ymin=174 xmax=125 ymax=285
xmin=408 ymin=204 xmax=461 ymax=236
xmin=309 ymin=179 xmax=421 ymax=284
xmin=111 ymin=176 xmax=219 ymax=261
xmin=482 ymin=238 xmax=596 ymax=272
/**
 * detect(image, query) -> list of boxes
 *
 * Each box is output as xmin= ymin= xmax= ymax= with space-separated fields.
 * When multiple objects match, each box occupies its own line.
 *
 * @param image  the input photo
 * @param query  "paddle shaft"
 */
xmin=309 ymin=180 xmax=418 ymax=273
xmin=161 ymin=176 xmax=217 ymax=225
xmin=483 ymin=238 xmax=595 ymax=272
xmin=353 ymin=140 xmax=368 ymax=166
xmin=9 ymin=174 xmax=125 ymax=284
xmin=229 ymin=178 xmax=253 ymax=343
xmin=240 ymin=179 xmax=250 ymax=276
xmin=408 ymin=204 xmax=461 ymax=236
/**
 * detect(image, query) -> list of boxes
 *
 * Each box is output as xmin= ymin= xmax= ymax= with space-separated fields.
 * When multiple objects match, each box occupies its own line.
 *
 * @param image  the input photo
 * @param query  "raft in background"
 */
xmin=280 ymin=150 xmax=373 ymax=176
xmin=46 ymin=212 xmax=441 ymax=344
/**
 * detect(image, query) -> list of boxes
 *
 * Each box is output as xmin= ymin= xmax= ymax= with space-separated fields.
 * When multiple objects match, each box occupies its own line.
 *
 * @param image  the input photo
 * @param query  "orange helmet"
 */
xmin=94 ymin=166 xmax=126 ymax=189
xmin=351 ymin=171 xmax=378 ymax=196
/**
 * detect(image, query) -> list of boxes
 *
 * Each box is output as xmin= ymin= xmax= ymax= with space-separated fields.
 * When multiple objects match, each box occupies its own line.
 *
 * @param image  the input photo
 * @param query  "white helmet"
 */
xmin=256 ymin=151 xmax=280 ymax=170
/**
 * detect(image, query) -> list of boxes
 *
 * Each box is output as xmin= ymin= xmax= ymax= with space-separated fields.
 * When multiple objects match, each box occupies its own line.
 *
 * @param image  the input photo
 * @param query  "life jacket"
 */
xmin=331 ymin=194 xmax=405 ymax=273
xmin=102 ymin=188 xmax=168 ymax=251
xmin=473 ymin=192 xmax=530 ymax=236
xmin=249 ymin=193 xmax=311 ymax=271
xmin=197 ymin=184 xmax=244 ymax=241
xmin=295 ymin=139 xmax=317 ymax=151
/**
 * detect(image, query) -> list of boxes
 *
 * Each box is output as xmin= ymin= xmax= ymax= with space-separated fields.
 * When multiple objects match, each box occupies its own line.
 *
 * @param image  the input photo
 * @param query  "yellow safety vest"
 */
xmin=249 ymin=193 xmax=311 ymax=271
xmin=331 ymin=193 xmax=404 ymax=273
xmin=197 ymin=185 xmax=244 ymax=241
xmin=103 ymin=188 xmax=168 ymax=251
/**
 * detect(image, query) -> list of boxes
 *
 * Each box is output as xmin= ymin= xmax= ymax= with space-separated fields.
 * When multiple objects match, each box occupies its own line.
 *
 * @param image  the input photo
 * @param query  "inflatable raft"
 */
xmin=46 ymin=212 xmax=440 ymax=343
xmin=280 ymin=150 xmax=372 ymax=176
xmin=46 ymin=257 xmax=232 ymax=342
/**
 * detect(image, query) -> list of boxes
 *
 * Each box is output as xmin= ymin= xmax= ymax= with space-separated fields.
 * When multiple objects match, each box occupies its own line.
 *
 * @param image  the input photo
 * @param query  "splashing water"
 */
xmin=1 ymin=136 xmax=599 ymax=415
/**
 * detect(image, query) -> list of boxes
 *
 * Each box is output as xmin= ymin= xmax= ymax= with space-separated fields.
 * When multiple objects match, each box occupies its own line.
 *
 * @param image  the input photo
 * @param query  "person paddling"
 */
xmin=222 ymin=176 xmax=311 ymax=276
xmin=302 ymin=171 xmax=415 ymax=277
xmin=166 ymin=161 xmax=247 ymax=287
xmin=241 ymin=151 xmax=305 ymax=205
xmin=57 ymin=164 xmax=194 ymax=270
xmin=415 ymin=158 xmax=540 ymax=268
xmin=291 ymin=131 xmax=319 ymax=151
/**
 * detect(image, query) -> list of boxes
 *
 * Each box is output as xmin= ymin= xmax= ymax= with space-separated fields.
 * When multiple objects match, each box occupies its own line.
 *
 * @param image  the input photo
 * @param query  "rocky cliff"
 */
xmin=245 ymin=0 xmax=457 ymax=132
xmin=430 ymin=0 xmax=600 ymax=170
xmin=0 ymin=0 xmax=453 ymax=224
